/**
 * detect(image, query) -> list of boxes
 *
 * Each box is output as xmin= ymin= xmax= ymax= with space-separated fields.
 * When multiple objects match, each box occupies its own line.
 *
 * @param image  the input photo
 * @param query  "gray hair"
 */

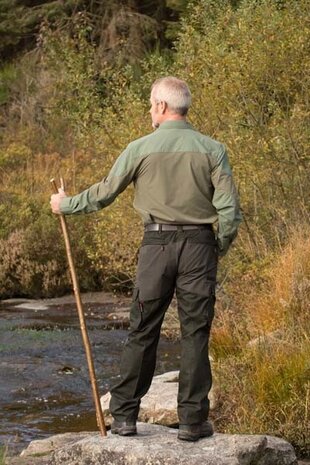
xmin=151 ymin=76 xmax=191 ymax=116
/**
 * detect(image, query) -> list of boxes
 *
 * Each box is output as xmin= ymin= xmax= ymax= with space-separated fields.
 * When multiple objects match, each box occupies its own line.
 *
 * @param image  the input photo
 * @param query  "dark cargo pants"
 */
xmin=109 ymin=228 xmax=218 ymax=425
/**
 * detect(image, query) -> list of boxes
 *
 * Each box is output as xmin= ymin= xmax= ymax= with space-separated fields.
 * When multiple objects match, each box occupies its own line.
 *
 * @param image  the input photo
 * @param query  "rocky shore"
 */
xmin=5 ymin=370 xmax=304 ymax=465
xmin=7 ymin=424 xmax=298 ymax=465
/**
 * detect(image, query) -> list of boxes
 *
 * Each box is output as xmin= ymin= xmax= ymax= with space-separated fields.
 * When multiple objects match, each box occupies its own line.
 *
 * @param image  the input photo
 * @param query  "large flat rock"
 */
xmin=101 ymin=371 xmax=218 ymax=426
xmin=36 ymin=424 xmax=298 ymax=465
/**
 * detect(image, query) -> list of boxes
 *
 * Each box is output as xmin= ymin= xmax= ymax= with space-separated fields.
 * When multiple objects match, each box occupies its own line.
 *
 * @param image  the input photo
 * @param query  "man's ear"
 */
xmin=160 ymin=101 xmax=168 ymax=114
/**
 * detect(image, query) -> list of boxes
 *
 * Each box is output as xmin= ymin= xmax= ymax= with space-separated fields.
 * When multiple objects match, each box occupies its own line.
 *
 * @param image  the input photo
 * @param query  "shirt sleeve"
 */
xmin=60 ymin=144 xmax=139 ymax=215
xmin=211 ymin=145 xmax=242 ymax=255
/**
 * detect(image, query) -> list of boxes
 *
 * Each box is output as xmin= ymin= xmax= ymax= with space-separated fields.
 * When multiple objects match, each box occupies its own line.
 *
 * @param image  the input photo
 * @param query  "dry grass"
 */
xmin=211 ymin=225 xmax=310 ymax=456
xmin=245 ymin=227 xmax=310 ymax=335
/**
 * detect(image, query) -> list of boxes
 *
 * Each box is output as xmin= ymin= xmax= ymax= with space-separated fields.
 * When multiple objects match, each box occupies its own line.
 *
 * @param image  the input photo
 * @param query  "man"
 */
xmin=51 ymin=76 xmax=242 ymax=442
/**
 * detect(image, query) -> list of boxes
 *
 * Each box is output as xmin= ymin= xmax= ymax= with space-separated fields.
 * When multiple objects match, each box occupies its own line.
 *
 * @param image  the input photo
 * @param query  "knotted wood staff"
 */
xmin=50 ymin=178 xmax=107 ymax=437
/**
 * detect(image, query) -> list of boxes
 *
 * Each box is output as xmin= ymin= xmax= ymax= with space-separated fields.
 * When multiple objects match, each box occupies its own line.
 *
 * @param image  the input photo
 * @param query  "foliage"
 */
xmin=217 ymin=340 xmax=309 ymax=454
xmin=0 ymin=0 xmax=189 ymax=62
xmin=0 ymin=445 xmax=6 ymax=465
xmin=208 ymin=225 xmax=310 ymax=455
xmin=0 ymin=0 xmax=309 ymax=454
xmin=0 ymin=0 xmax=309 ymax=291
xmin=175 ymin=0 xmax=310 ymax=248
xmin=0 ymin=63 xmax=18 ymax=108
xmin=85 ymin=191 xmax=142 ymax=291
xmin=0 ymin=0 xmax=83 ymax=60
xmin=0 ymin=199 xmax=101 ymax=297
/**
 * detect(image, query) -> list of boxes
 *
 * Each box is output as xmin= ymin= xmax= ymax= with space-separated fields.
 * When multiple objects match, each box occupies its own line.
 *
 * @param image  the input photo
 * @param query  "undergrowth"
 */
xmin=209 ymin=226 xmax=310 ymax=457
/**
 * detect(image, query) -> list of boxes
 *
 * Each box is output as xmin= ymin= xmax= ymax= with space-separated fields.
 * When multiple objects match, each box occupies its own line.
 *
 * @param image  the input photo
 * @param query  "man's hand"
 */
xmin=50 ymin=188 xmax=67 ymax=214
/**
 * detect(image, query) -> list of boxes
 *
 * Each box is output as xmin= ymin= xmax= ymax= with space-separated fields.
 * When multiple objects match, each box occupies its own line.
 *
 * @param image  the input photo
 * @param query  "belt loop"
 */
xmin=177 ymin=225 xmax=182 ymax=231
xmin=159 ymin=224 xmax=162 ymax=234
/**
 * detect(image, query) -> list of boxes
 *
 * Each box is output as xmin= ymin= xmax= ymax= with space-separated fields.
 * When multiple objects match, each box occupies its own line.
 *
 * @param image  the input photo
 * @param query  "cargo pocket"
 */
xmin=129 ymin=288 xmax=144 ymax=331
xmin=191 ymin=279 xmax=216 ymax=327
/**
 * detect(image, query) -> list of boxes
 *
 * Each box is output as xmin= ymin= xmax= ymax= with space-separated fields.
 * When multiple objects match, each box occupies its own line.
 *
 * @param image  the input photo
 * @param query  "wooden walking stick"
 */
xmin=50 ymin=178 xmax=107 ymax=437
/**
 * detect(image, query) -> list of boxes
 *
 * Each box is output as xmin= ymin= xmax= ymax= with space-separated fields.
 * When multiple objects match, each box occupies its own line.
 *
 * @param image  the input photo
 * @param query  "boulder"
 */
xmin=106 ymin=311 xmax=130 ymax=322
xmin=247 ymin=330 xmax=285 ymax=350
xmin=24 ymin=424 xmax=297 ymax=465
xmin=20 ymin=432 xmax=93 ymax=458
xmin=101 ymin=370 xmax=218 ymax=426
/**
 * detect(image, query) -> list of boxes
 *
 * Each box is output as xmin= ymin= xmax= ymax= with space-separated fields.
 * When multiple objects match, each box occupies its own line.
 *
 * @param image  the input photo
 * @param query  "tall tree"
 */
xmin=0 ymin=0 xmax=189 ymax=63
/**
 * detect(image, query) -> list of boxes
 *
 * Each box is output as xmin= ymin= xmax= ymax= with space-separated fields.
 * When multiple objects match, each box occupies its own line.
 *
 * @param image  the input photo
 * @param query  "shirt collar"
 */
xmin=157 ymin=120 xmax=194 ymax=130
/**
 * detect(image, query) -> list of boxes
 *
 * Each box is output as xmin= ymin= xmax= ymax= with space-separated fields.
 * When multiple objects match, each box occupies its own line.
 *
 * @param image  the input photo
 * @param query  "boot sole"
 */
xmin=178 ymin=428 xmax=214 ymax=442
xmin=177 ymin=432 xmax=200 ymax=442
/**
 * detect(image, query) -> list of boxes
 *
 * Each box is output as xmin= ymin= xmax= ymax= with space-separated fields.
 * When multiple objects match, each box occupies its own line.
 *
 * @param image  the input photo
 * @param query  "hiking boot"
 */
xmin=178 ymin=421 xmax=214 ymax=442
xmin=200 ymin=420 xmax=214 ymax=438
xmin=111 ymin=420 xmax=137 ymax=436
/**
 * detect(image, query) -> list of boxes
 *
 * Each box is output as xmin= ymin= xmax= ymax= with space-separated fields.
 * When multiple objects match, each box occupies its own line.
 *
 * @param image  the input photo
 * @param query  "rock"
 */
xmin=101 ymin=371 xmax=218 ymax=427
xmin=0 ymin=298 xmax=30 ymax=305
xmin=20 ymin=432 xmax=93 ymax=457
xmin=106 ymin=311 xmax=130 ymax=322
xmin=6 ymin=455 xmax=50 ymax=465
xmin=15 ymin=302 xmax=49 ymax=311
xmin=6 ymin=433 xmax=93 ymax=465
xmin=105 ymin=310 xmax=130 ymax=329
xmin=37 ymin=424 xmax=298 ymax=465
xmin=152 ymin=371 xmax=179 ymax=383
xmin=247 ymin=330 xmax=295 ymax=352
xmin=1 ymin=291 xmax=132 ymax=310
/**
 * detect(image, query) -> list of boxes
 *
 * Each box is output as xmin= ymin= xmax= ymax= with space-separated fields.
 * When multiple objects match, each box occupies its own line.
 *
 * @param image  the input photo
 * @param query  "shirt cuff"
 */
xmin=59 ymin=197 xmax=73 ymax=214
xmin=217 ymin=236 xmax=232 ymax=256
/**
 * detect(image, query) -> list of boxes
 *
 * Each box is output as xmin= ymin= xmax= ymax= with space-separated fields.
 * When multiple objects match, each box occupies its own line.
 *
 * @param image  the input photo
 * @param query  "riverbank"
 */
xmin=1 ymin=290 xmax=309 ymax=461
xmin=2 ymin=426 xmax=306 ymax=465
xmin=0 ymin=292 xmax=180 ymax=457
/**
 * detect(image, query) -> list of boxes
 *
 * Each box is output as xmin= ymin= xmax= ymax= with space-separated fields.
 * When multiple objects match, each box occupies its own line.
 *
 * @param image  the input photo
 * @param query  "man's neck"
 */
xmin=153 ymin=114 xmax=187 ymax=129
xmin=163 ymin=114 xmax=186 ymax=122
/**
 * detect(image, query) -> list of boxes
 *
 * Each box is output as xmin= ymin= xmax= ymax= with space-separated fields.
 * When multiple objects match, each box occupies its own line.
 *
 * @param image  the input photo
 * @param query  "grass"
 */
xmin=216 ymin=339 xmax=309 ymax=453
xmin=209 ymin=226 xmax=310 ymax=457
xmin=0 ymin=445 xmax=7 ymax=465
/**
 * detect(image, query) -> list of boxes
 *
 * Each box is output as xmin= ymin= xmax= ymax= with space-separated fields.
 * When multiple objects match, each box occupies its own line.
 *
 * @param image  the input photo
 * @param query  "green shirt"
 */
xmin=60 ymin=120 xmax=242 ymax=255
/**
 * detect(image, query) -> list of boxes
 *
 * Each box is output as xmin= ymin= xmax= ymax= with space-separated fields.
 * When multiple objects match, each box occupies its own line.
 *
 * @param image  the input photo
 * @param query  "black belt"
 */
xmin=145 ymin=223 xmax=213 ymax=232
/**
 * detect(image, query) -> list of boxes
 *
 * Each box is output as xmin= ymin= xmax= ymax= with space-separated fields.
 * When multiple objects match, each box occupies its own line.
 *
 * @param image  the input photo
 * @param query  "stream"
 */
xmin=0 ymin=293 xmax=180 ymax=455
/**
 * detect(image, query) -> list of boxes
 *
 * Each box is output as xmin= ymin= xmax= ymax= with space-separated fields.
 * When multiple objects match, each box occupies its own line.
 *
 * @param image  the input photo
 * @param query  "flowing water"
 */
xmin=0 ymin=294 xmax=180 ymax=455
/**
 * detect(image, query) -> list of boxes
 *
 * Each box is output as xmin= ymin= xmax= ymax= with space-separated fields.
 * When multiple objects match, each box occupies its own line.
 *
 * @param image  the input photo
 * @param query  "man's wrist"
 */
xmin=217 ymin=237 xmax=230 ymax=256
xmin=59 ymin=196 xmax=72 ymax=214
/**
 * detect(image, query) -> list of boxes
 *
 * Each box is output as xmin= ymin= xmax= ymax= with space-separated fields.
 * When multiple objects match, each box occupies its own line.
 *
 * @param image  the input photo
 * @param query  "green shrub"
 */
xmin=0 ymin=0 xmax=309 ymax=299
xmin=0 ymin=445 xmax=6 ymax=465
xmin=0 ymin=0 xmax=309 ymax=456
xmin=0 ymin=207 xmax=101 ymax=298
xmin=174 ymin=0 xmax=310 ymax=256
xmin=0 ymin=63 xmax=18 ymax=106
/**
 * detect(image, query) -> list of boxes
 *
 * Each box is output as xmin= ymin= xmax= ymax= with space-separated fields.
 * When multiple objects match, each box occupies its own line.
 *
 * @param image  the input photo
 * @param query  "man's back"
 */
xmin=59 ymin=119 xmax=241 ymax=254
xmin=128 ymin=120 xmax=230 ymax=226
